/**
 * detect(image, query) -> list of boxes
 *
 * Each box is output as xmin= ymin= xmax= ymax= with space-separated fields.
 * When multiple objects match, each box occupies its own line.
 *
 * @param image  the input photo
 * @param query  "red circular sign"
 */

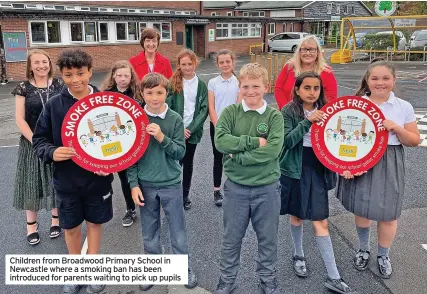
xmin=311 ymin=96 xmax=389 ymax=174
xmin=61 ymin=92 xmax=150 ymax=173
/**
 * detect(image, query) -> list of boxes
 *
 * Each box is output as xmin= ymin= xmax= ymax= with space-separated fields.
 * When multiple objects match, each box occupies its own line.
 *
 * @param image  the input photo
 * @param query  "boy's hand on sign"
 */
xmin=53 ymin=147 xmax=75 ymax=162
xmin=259 ymin=137 xmax=267 ymax=147
xmin=146 ymin=123 xmax=165 ymax=143
xmin=184 ymin=129 xmax=191 ymax=139
xmin=307 ymin=110 xmax=324 ymax=122
xmin=131 ymin=187 xmax=145 ymax=207
xmin=383 ymin=119 xmax=400 ymax=132
xmin=94 ymin=171 xmax=110 ymax=176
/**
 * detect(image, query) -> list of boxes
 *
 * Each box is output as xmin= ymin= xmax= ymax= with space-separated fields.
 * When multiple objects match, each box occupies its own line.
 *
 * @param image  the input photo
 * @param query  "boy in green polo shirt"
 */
xmin=214 ymin=63 xmax=284 ymax=294
xmin=127 ymin=73 xmax=197 ymax=291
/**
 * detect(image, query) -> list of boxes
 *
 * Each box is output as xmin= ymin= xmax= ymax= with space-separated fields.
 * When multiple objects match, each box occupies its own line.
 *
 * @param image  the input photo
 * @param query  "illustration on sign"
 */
xmin=311 ymin=96 xmax=388 ymax=174
xmin=62 ymin=92 xmax=150 ymax=173
xmin=374 ymin=1 xmax=397 ymax=17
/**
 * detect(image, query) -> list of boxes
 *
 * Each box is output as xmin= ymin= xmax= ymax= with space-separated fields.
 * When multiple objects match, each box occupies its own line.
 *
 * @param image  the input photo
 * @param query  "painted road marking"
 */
xmin=422 ymin=244 xmax=427 ymax=251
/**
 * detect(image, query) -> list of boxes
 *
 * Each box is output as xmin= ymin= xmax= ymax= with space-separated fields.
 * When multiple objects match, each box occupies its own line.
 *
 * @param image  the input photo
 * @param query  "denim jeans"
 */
xmin=139 ymin=182 xmax=189 ymax=256
xmin=219 ymin=179 xmax=281 ymax=284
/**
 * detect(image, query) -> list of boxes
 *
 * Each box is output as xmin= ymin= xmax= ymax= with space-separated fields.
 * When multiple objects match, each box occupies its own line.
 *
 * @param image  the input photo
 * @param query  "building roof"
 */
xmin=236 ymin=1 xmax=313 ymax=10
xmin=203 ymin=1 xmax=237 ymax=9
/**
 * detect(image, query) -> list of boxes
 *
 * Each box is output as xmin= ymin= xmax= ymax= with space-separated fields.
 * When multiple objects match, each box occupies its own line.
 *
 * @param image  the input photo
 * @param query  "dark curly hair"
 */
xmin=57 ymin=48 xmax=93 ymax=71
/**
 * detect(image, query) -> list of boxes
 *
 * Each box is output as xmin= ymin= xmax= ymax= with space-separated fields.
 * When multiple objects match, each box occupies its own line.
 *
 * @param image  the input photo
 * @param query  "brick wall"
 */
xmin=1 ymin=19 xmax=186 ymax=81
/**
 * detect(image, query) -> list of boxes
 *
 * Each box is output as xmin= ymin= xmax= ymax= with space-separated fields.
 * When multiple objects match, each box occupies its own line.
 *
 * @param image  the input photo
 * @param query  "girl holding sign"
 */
xmin=100 ymin=60 xmax=142 ymax=227
xmin=337 ymin=59 xmax=420 ymax=279
xmin=13 ymin=49 xmax=64 ymax=245
xmin=280 ymin=72 xmax=357 ymax=294
xmin=167 ymin=49 xmax=208 ymax=210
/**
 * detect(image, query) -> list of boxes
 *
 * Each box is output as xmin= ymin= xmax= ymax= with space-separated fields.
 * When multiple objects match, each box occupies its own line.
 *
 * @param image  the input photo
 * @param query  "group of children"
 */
xmin=30 ymin=41 xmax=420 ymax=294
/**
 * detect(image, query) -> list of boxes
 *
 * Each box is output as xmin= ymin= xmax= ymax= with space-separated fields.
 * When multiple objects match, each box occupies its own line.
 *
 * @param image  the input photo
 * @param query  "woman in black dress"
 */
xmin=13 ymin=49 xmax=64 ymax=245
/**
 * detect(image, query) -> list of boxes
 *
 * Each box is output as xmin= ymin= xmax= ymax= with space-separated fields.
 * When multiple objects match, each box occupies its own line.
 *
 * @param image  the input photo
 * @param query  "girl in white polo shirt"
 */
xmin=336 ymin=58 xmax=420 ymax=279
xmin=208 ymin=49 xmax=241 ymax=207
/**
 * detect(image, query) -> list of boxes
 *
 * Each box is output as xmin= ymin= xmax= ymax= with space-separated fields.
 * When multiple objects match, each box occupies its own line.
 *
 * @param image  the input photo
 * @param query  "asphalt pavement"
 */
xmin=1 ymin=53 xmax=427 ymax=294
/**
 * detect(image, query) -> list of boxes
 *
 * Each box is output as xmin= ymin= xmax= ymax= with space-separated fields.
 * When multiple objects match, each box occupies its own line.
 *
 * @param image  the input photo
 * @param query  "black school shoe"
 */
xmin=213 ymin=278 xmax=237 ymax=294
xmin=324 ymin=277 xmax=358 ymax=294
xmin=353 ymin=250 xmax=370 ymax=271
xmin=184 ymin=199 xmax=192 ymax=210
xmin=377 ymin=256 xmax=392 ymax=279
xmin=184 ymin=267 xmax=198 ymax=289
xmin=258 ymin=278 xmax=281 ymax=294
xmin=214 ymin=190 xmax=223 ymax=207
xmin=292 ymin=255 xmax=308 ymax=277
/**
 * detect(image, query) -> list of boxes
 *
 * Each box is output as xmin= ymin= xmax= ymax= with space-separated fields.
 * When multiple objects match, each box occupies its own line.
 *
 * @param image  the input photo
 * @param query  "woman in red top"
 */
xmin=129 ymin=28 xmax=173 ymax=81
xmin=274 ymin=35 xmax=337 ymax=110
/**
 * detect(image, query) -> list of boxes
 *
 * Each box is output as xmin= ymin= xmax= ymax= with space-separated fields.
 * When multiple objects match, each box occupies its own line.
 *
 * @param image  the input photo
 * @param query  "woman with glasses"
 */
xmin=274 ymin=35 xmax=337 ymax=110
xmin=129 ymin=28 xmax=173 ymax=81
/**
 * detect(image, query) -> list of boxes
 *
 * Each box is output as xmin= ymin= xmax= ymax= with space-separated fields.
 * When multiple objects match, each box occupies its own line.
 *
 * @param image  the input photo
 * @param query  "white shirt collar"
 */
xmin=183 ymin=74 xmax=198 ymax=85
xmin=362 ymin=91 xmax=397 ymax=105
xmin=242 ymin=99 xmax=267 ymax=114
xmin=144 ymin=104 xmax=168 ymax=119
xmin=220 ymin=74 xmax=235 ymax=83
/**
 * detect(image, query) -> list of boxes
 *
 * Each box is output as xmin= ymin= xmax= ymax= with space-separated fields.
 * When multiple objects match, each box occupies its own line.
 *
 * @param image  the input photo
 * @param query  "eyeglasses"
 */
xmin=300 ymin=48 xmax=317 ymax=54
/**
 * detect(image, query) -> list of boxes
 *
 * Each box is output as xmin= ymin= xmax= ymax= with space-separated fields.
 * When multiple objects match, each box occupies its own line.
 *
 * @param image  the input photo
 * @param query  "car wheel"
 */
xmin=292 ymin=45 xmax=297 ymax=52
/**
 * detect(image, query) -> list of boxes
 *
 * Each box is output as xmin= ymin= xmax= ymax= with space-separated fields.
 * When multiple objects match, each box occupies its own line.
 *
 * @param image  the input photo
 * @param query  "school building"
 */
xmin=0 ymin=1 xmax=371 ymax=81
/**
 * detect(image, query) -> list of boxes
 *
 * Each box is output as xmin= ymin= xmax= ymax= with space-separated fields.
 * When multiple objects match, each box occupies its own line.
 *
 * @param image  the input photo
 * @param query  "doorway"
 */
xmin=185 ymin=25 xmax=206 ymax=58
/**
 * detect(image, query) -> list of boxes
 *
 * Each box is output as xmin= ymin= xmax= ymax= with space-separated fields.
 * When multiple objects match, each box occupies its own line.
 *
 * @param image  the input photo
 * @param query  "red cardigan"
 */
xmin=129 ymin=51 xmax=173 ymax=81
xmin=274 ymin=64 xmax=338 ymax=111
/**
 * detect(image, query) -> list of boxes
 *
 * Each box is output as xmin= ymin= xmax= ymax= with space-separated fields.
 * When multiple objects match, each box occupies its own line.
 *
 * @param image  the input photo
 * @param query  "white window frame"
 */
xmin=351 ymin=5 xmax=356 ymax=15
xmin=327 ymin=3 xmax=332 ymax=14
xmin=243 ymin=12 xmax=249 ymax=17
xmin=211 ymin=12 xmax=217 ymax=16
xmin=138 ymin=22 xmax=172 ymax=42
xmin=283 ymin=23 xmax=287 ymax=32
xmin=290 ymin=23 xmax=294 ymax=32
xmin=216 ymin=22 xmax=261 ymax=40
xmin=336 ymin=4 xmax=341 ymax=14
xmin=29 ymin=20 xmax=62 ymax=45
xmin=69 ymin=21 xmax=97 ymax=43
xmin=346 ymin=5 xmax=350 ymax=15
xmin=98 ymin=22 xmax=109 ymax=42
xmin=268 ymin=23 xmax=275 ymax=35
xmin=115 ymin=22 xmax=129 ymax=41
xmin=227 ymin=12 xmax=232 ymax=16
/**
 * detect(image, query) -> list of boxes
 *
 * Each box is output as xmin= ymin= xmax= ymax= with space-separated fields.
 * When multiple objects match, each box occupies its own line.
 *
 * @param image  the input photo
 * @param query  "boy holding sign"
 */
xmin=128 ymin=73 xmax=197 ymax=291
xmin=32 ymin=49 xmax=112 ymax=294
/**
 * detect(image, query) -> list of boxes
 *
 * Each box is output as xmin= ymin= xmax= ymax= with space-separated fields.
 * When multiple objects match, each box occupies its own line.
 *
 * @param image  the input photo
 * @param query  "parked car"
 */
xmin=349 ymin=32 xmax=367 ymax=48
xmin=411 ymin=30 xmax=422 ymax=41
xmin=268 ymin=32 xmax=309 ymax=52
xmin=375 ymin=31 xmax=407 ymax=50
xmin=410 ymin=30 xmax=427 ymax=48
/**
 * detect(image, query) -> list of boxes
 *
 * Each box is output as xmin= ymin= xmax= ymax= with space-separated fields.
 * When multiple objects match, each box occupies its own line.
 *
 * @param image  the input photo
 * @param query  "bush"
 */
xmin=362 ymin=34 xmax=401 ymax=50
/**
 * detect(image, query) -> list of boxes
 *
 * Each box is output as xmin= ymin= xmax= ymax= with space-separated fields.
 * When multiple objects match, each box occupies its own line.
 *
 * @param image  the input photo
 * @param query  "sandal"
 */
xmin=49 ymin=215 xmax=62 ymax=239
xmin=27 ymin=221 xmax=40 ymax=245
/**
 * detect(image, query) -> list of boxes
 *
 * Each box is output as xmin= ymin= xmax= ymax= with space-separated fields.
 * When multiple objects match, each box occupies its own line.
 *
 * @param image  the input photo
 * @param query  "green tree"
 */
xmin=379 ymin=1 xmax=393 ymax=13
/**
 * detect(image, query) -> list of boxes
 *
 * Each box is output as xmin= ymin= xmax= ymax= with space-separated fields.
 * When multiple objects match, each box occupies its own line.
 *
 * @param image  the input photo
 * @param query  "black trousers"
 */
xmin=118 ymin=170 xmax=135 ymax=211
xmin=210 ymin=122 xmax=223 ymax=188
xmin=179 ymin=141 xmax=198 ymax=201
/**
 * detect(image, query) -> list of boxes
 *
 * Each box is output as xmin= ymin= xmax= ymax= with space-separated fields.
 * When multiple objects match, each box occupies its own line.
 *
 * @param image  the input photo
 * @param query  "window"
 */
xmin=351 ymin=6 xmax=355 ymax=14
xmin=211 ymin=12 xmax=217 ymax=16
xmin=243 ymin=12 xmax=249 ymax=17
xmin=128 ymin=22 xmax=137 ymax=40
xmin=116 ymin=22 xmax=127 ymax=40
xmin=336 ymin=4 xmax=341 ymax=14
xmin=268 ymin=23 xmax=275 ymax=35
xmin=216 ymin=23 xmax=261 ymax=39
xmin=227 ymin=12 xmax=232 ymax=16
xmin=139 ymin=22 xmax=171 ymax=41
xmin=30 ymin=21 xmax=61 ymax=44
xmin=98 ymin=22 xmax=109 ymax=41
xmin=115 ymin=22 xmax=139 ymax=41
xmin=70 ymin=22 xmax=97 ymax=42
xmin=243 ymin=11 xmax=265 ymax=17
xmin=327 ymin=3 xmax=332 ymax=14
xmin=290 ymin=23 xmax=294 ymax=32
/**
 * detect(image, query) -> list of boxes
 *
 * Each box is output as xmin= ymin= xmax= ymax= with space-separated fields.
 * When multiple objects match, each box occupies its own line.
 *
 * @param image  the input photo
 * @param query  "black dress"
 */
xmin=12 ymin=78 xmax=64 ymax=211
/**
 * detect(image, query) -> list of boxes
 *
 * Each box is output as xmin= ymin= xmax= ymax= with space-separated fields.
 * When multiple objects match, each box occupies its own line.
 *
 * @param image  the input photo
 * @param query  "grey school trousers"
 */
xmin=219 ymin=179 xmax=281 ymax=284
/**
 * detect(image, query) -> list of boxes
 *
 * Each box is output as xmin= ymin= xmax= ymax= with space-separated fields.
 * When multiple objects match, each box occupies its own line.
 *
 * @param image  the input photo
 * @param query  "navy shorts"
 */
xmin=56 ymin=189 xmax=113 ymax=230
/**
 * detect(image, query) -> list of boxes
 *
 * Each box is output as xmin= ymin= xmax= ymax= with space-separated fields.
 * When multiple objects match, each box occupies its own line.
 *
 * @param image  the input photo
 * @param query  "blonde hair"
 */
xmin=289 ymin=35 xmax=329 ymax=77
xmin=238 ymin=63 xmax=268 ymax=85
xmin=100 ymin=60 xmax=142 ymax=102
xmin=170 ymin=49 xmax=200 ymax=94
xmin=26 ymin=49 xmax=54 ymax=80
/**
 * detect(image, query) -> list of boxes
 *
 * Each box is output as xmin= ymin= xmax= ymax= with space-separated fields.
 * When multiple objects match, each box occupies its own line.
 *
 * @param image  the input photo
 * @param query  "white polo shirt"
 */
xmin=183 ymin=74 xmax=198 ymax=128
xmin=303 ymin=107 xmax=317 ymax=147
xmin=208 ymin=74 xmax=239 ymax=118
xmin=362 ymin=92 xmax=416 ymax=145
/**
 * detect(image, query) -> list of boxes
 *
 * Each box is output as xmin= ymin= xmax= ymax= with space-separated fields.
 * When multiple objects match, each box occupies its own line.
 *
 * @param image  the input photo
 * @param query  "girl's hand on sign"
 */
xmin=53 ymin=147 xmax=75 ymax=162
xmin=383 ymin=119 xmax=400 ymax=133
xmin=131 ymin=187 xmax=145 ymax=207
xmin=184 ymin=129 xmax=191 ymax=139
xmin=307 ymin=110 xmax=325 ymax=123
xmin=341 ymin=170 xmax=367 ymax=179
xmin=146 ymin=123 xmax=165 ymax=143
xmin=94 ymin=171 xmax=110 ymax=176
